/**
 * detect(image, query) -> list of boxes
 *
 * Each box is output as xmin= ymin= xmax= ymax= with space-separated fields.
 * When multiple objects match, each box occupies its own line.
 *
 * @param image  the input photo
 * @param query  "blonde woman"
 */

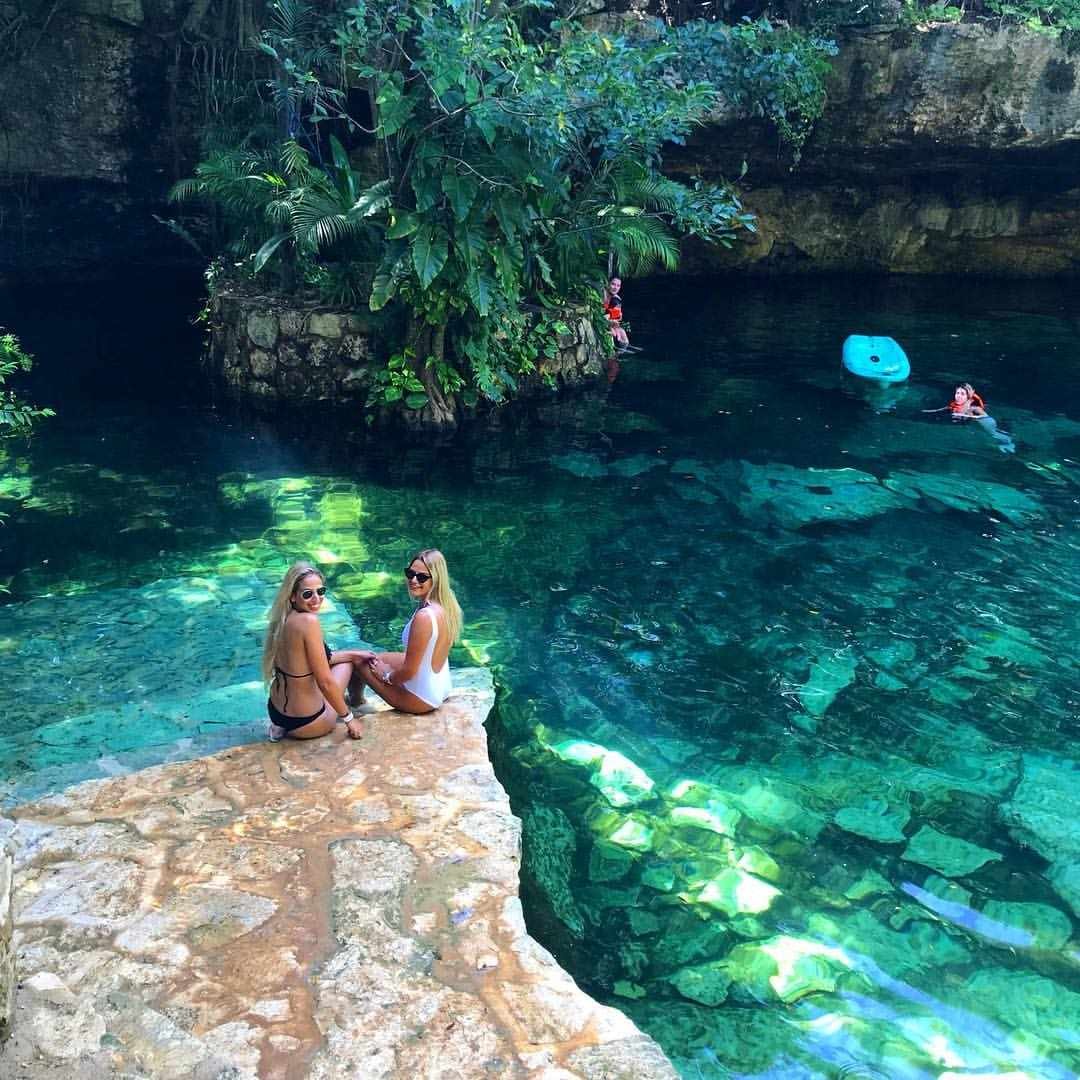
xmin=358 ymin=549 xmax=462 ymax=713
xmin=263 ymin=562 xmax=371 ymax=741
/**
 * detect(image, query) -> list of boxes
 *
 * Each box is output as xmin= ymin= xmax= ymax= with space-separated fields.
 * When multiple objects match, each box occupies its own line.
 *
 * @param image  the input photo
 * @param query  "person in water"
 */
xmin=262 ymin=562 xmax=371 ymax=741
xmin=924 ymin=383 xmax=1015 ymax=452
xmin=353 ymin=548 xmax=462 ymax=713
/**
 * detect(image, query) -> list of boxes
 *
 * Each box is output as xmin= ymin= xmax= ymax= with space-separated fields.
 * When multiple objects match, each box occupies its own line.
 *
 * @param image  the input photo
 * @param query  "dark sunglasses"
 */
xmin=404 ymin=568 xmax=432 ymax=584
xmin=299 ymin=586 xmax=327 ymax=600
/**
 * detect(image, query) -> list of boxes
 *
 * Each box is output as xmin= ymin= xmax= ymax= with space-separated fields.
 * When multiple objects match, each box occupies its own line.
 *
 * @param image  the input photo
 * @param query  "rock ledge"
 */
xmin=0 ymin=668 xmax=675 ymax=1079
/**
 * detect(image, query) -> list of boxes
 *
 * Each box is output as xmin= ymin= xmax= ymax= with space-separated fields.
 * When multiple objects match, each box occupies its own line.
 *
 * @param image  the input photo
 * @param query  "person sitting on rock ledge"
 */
xmin=603 ymin=276 xmax=630 ymax=351
xmin=354 ymin=548 xmax=462 ymax=713
xmin=263 ymin=562 xmax=372 ymax=741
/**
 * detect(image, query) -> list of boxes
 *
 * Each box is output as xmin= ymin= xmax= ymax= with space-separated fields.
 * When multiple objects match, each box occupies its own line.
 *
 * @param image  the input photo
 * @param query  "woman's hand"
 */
xmin=353 ymin=650 xmax=376 ymax=663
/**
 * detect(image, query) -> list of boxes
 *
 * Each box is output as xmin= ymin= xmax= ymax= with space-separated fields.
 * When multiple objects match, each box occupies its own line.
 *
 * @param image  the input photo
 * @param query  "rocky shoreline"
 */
xmin=0 ymin=669 xmax=675 ymax=1079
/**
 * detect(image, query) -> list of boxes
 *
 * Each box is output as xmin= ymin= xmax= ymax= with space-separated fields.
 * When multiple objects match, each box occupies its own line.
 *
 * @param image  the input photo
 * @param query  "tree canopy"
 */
xmin=173 ymin=0 xmax=836 ymax=415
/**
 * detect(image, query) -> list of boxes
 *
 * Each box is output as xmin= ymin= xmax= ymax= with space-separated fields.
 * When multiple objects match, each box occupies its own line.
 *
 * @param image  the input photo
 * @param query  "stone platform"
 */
xmin=0 ymin=669 xmax=675 ymax=1079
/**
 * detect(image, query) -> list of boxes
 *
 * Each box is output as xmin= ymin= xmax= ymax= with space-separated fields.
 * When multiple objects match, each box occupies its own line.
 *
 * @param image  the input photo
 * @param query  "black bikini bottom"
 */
xmin=267 ymin=697 xmax=326 ymax=732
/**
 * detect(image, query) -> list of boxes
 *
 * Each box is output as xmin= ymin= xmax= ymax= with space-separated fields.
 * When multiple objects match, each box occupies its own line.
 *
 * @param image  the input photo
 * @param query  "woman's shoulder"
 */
xmin=417 ymin=603 xmax=445 ymax=627
xmin=286 ymin=611 xmax=321 ymax=635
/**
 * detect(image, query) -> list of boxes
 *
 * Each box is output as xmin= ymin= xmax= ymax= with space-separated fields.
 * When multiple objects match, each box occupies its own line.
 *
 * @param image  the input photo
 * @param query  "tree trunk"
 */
xmin=408 ymin=319 xmax=457 ymax=428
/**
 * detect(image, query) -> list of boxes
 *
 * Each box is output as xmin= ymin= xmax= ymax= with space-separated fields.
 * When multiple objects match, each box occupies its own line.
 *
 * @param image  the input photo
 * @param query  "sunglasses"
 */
xmin=404 ymin=568 xmax=432 ymax=584
xmin=299 ymin=586 xmax=327 ymax=600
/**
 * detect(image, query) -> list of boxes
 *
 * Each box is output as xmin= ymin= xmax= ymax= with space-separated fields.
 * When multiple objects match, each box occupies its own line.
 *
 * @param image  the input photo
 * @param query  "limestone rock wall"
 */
xmin=0 ymin=0 xmax=222 ymax=282
xmin=207 ymin=287 xmax=609 ymax=426
xmin=670 ymin=23 xmax=1080 ymax=276
xmin=7 ymin=9 xmax=1080 ymax=281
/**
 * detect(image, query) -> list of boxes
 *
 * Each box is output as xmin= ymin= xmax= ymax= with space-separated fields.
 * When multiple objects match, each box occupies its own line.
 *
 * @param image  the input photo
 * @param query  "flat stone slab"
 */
xmin=0 ymin=668 xmax=675 ymax=1080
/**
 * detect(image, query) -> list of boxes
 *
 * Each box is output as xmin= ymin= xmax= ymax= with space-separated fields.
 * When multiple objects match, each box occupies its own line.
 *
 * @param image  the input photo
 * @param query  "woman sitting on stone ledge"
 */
xmin=263 ymin=562 xmax=372 ymax=741
xmin=355 ymin=548 xmax=462 ymax=714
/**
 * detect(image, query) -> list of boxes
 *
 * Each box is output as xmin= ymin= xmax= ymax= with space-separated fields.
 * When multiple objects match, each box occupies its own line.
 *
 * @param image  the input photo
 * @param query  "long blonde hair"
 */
xmin=262 ymin=562 xmax=323 ymax=682
xmin=412 ymin=548 xmax=463 ymax=645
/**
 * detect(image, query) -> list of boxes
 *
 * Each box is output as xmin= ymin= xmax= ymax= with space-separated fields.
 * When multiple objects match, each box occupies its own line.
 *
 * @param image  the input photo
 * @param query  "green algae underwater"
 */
xmin=3 ymin=274 xmax=1080 ymax=1078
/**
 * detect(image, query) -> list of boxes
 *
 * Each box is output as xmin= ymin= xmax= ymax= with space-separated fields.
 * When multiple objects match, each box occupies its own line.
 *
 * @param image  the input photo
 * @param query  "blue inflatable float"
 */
xmin=842 ymin=335 xmax=910 ymax=383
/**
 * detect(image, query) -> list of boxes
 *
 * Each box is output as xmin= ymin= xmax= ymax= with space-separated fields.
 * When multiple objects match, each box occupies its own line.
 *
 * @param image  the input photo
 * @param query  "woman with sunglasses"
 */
xmin=262 ymin=562 xmax=371 ymax=741
xmin=357 ymin=549 xmax=463 ymax=713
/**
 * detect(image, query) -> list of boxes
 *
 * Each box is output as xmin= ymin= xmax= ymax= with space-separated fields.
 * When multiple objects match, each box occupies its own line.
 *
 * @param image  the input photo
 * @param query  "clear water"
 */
xmin=3 ymin=274 xmax=1079 ymax=1077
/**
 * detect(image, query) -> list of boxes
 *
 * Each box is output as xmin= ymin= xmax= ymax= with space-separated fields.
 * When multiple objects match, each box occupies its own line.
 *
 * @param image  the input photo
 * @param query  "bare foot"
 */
xmin=345 ymin=717 xmax=364 ymax=740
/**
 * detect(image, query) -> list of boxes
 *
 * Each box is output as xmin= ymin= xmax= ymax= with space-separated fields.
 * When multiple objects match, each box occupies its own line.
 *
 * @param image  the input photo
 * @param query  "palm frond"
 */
xmin=606 ymin=214 xmax=680 ymax=275
xmin=280 ymin=139 xmax=312 ymax=178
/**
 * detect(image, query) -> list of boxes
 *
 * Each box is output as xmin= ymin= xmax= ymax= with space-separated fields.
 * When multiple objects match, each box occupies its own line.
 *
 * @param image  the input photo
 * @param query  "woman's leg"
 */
xmin=354 ymin=653 xmax=437 ymax=715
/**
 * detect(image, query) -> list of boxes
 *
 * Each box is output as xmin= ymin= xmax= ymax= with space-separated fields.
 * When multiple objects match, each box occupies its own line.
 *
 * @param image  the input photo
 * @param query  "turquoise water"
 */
xmin=3 ymin=275 xmax=1080 ymax=1077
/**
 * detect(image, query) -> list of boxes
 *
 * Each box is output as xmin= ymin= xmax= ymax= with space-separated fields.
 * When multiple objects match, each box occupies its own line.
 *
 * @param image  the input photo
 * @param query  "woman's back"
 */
xmin=271 ymin=613 xmax=325 ymax=714
xmin=405 ymin=605 xmax=451 ymax=673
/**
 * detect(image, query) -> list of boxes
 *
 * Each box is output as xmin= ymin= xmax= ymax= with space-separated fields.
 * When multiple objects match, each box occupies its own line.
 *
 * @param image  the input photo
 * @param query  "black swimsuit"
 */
xmin=267 ymin=641 xmax=335 ymax=732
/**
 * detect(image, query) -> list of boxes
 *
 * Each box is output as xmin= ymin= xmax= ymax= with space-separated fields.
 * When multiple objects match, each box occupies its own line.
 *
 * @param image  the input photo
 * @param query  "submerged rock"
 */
xmin=523 ymin=805 xmax=585 ymax=938
xmin=696 ymin=868 xmax=781 ymax=917
xmin=725 ymin=935 xmax=852 ymax=1004
xmin=1003 ymin=753 xmax=1080 ymax=918
xmin=669 ymin=962 xmax=732 ymax=1007
xmin=882 ymin=469 xmax=1042 ymax=525
xmin=799 ymin=648 xmax=858 ymax=718
xmin=834 ymin=799 xmax=910 ymax=844
xmin=901 ymin=826 xmax=1002 ymax=878
xmin=548 ymin=739 xmax=656 ymax=808
xmin=718 ymin=461 xmax=905 ymax=530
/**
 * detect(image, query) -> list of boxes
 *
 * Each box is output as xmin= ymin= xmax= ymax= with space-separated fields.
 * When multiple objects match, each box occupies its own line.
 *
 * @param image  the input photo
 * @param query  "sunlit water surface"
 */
xmin=3 ymin=275 xmax=1079 ymax=1078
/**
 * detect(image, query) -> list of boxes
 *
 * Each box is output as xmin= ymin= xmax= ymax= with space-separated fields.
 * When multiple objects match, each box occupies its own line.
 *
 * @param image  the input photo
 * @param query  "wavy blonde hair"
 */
xmin=412 ymin=548 xmax=463 ymax=645
xmin=262 ymin=562 xmax=323 ymax=682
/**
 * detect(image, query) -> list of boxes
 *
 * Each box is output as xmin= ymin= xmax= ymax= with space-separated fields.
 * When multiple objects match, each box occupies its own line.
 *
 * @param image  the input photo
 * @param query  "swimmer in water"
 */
xmin=924 ymin=383 xmax=1015 ymax=453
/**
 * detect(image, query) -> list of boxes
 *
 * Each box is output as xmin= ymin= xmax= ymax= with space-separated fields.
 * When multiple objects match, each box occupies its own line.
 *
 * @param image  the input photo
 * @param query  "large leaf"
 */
xmin=387 ymin=211 xmax=421 ymax=239
xmin=493 ymin=194 xmax=524 ymax=242
xmin=352 ymin=179 xmax=392 ymax=218
xmin=454 ymin=221 xmax=488 ymax=266
xmin=329 ymin=134 xmax=351 ymax=175
xmin=375 ymin=78 xmax=417 ymax=136
xmin=328 ymin=134 xmax=355 ymax=202
xmin=412 ymin=169 xmax=441 ymax=213
xmin=370 ymin=244 xmax=408 ymax=311
xmin=464 ymin=269 xmax=497 ymax=317
xmin=252 ymin=231 xmax=291 ymax=274
xmin=442 ymin=174 xmax=479 ymax=222
xmin=493 ymin=241 xmax=523 ymax=289
xmin=411 ymin=224 xmax=449 ymax=289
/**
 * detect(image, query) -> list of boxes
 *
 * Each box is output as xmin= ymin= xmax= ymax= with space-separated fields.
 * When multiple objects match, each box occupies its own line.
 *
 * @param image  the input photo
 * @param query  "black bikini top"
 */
xmin=273 ymin=642 xmax=334 ymax=708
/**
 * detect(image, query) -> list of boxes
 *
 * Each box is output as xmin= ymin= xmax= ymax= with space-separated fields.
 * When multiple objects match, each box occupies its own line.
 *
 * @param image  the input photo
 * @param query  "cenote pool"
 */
xmin=3 ymin=274 xmax=1079 ymax=1078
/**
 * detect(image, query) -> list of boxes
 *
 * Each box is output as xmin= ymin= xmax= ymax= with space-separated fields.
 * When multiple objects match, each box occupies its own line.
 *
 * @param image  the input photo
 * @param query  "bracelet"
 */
xmin=337 ymin=713 xmax=351 ymax=722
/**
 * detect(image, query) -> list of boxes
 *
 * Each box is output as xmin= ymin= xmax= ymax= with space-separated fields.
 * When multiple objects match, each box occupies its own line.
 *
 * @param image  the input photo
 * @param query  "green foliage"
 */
xmin=170 ymin=139 xmax=385 ymax=292
xmin=981 ymin=0 xmax=1080 ymax=33
xmin=179 ymin=0 xmax=837 ymax=409
xmin=672 ymin=18 xmax=838 ymax=157
xmin=806 ymin=0 xmax=1080 ymax=33
xmin=0 ymin=331 xmax=53 ymax=436
xmin=900 ymin=0 xmax=963 ymax=23
xmin=366 ymin=348 xmax=429 ymax=409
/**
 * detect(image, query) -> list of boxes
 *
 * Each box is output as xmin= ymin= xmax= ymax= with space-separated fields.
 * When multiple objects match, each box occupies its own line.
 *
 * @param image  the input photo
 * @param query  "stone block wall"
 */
xmin=207 ymin=289 xmax=379 ymax=407
xmin=206 ymin=287 xmax=609 ymax=426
